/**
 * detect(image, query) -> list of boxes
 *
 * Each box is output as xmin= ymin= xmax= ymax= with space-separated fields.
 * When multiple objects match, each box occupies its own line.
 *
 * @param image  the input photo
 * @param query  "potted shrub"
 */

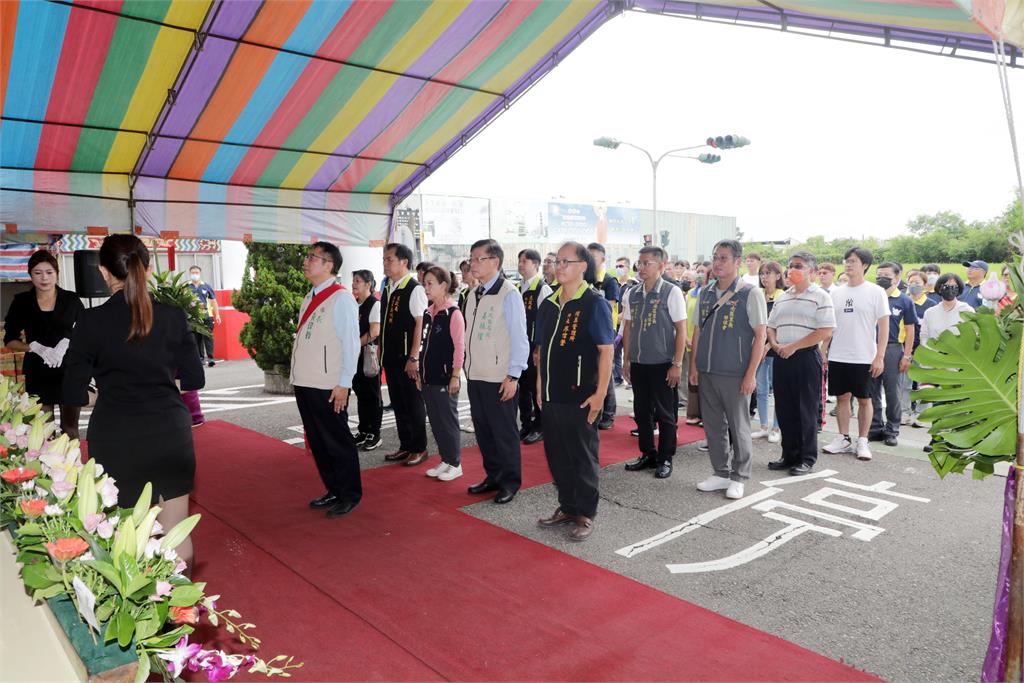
xmin=231 ymin=244 xmax=308 ymax=394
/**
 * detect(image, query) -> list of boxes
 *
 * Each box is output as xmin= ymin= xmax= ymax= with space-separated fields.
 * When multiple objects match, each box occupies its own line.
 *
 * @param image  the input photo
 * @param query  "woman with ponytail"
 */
xmin=63 ymin=234 xmax=204 ymax=568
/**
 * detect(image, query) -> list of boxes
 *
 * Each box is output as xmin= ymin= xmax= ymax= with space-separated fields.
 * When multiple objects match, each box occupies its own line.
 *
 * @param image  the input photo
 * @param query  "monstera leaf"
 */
xmin=910 ymin=312 xmax=1020 ymax=468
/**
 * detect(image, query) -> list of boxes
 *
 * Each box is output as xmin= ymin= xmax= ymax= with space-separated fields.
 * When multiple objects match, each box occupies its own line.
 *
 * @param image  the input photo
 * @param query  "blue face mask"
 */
xmin=908 ymin=283 xmax=924 ymax=296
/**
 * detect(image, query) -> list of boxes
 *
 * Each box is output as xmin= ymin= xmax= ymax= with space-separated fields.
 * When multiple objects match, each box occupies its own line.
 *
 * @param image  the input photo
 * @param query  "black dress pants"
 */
xmin=194 ymin=322 xmax=214 ymax=361
xmin=351 ymin=368 xmax=382 ymax=437
xmin=294 ymin=385 xmax=362 ymax=503
xmin=773 ymin=347 xmax=823 ymax=467
xmin=518 ymin=363 xmax=542 ymax=433
xmin=631 ymin=362 xmax=678 ymax=462
xmin=384 ymin=363 xmax=426 ymax=453
xmin=468 ymin=379 xmax=521 ymax=492
xmin=542 ymin=402 xmax=600 ymax=519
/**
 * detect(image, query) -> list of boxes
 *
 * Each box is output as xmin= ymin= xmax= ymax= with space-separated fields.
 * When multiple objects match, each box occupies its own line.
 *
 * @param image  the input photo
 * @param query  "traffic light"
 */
xmin=708 ymin=134 xmax=750 ymax=149
xmin=660 ymin=230 xmax=670 ymax=247
xmin=697 ymin=153 xmax=721 ymax=164
xmin=643 ymin=233 xmax=653 ymax=246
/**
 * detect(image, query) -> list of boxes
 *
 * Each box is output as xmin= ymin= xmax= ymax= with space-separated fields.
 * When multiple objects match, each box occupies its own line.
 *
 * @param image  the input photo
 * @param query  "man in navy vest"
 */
xmin=517 ymin=248 xmax=552 ymax=445
xmin=588 ymin=243 xmax=620 ymax=430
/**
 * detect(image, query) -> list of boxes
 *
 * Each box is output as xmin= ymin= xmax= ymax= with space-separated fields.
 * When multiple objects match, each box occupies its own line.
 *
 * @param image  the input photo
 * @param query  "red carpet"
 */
xmin=186 ymin=420 xmax=877 ymax=682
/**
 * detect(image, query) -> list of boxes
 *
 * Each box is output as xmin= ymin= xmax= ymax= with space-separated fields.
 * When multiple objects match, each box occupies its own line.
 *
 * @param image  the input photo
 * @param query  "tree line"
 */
xmin=746 ymin=199 xmax=1021 ymax=265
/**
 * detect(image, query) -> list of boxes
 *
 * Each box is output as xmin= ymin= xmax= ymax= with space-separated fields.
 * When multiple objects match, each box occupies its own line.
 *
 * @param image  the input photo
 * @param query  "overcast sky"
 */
xmin=417 ymin=10 xmax=1023 ymax=242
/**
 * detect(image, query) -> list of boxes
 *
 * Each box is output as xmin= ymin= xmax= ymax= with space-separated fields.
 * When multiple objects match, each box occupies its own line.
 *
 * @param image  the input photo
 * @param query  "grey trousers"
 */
xmin=870 ymin=343 xmax=905 ymax=437
xmin=697 ymin=373 xmax=753 ymax=482
xmin=422 ymin=384 xmax=461 ymax=466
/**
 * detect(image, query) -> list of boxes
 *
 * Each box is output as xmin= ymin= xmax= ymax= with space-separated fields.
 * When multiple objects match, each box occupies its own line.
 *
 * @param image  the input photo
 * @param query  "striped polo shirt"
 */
xmin=767 ymin=283 xmax=836 ymax=344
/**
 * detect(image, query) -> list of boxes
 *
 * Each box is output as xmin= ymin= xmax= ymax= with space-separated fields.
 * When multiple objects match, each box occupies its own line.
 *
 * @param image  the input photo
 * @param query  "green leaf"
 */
xmin=131 ymin=484 xmax=152 ymax=527
xmin=134 ymin=652 xmax=151 ymax=683
xmin=140 ymin=624 xmax=192 ymax=648
xmin=134 ymin=617 xmax=160 ymax=641
xmin=159 ymin=514 xmax=200 ymax=554
xmin=84 ymin=560 xmax=124 ymax=595
xmin=21 ymin=563 xmax=59 ymax=589
xmin=32 ymin=584 xmax=66 ymax=601
xmin=125 ymin=576 xmax=153 ymax=600
xmin=116 ymin=607 xmax=134 ymax=647
xmin=910 ymin=314 xmax=1019 ymax=458
xmin=169 ymin=584 xmax=203 ymax=607
xmin=95 ymin=599 xmax=115 ymax=623
xmin=16 ymin=522 xmax=43 ymax=536
xmin=104 ymin=615 xmax=119 ymax=643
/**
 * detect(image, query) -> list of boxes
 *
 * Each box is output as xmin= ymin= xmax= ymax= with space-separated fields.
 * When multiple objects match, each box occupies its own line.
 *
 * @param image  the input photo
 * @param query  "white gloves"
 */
xmin=28 ymin=339 xmax=69 ymax=368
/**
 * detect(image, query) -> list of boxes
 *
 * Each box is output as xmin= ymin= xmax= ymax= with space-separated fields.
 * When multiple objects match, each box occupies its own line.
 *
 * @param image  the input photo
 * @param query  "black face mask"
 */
xmin=680 ymin=279 xmax=692 ymax=292
xmin=939 ymin=285 xmax=959 ymax=301
xmin=875 ymin=276 xmax=893 ymax=290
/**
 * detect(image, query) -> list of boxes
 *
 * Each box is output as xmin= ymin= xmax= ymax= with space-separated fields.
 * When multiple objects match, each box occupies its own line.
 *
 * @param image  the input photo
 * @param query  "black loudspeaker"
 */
xmin=73 ymin=250 xmax=108 ymax=298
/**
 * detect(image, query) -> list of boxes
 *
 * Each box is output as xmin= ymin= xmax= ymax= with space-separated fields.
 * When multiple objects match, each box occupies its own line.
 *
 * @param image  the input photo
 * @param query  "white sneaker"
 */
xmin=426 ymin=463 xmax=449 ymax=478
xmin=697 ymin=441 xmax=710 ymax=452
xmin=822 ymin=435 xmax=854 ymax=454
xmin=696 ymin=475 xmax=732 ymax=492
xmin=751 ymin=429 xmax=770 ymax=439
xmin=856 ymin=437 xmax=872 ymax=461
xmin=725 ymin=481 xmax=745 ymax=499
xmin=460 ymin=423 xmax=475 ymax=433
xmin=767 ymin=429 xmax=781 ymax=444
xmin=437 ymin=465 xmax=463 ymax=481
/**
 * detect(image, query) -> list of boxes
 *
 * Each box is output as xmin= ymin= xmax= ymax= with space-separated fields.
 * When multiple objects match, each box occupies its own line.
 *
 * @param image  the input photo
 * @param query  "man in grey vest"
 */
xmin=292 ymin=241 xmax=362 ymax=518
xmin=689 ymin=239 xmax=768 ymax=500
xmin=464 ymin=239 xmax=530 ymax=504
xmin=622 ymin=246 xmax=688 ymax=479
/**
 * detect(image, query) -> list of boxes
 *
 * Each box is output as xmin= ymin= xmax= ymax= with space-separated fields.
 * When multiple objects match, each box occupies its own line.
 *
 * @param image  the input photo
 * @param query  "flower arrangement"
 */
xmin=0 ymin=376 xmax=301 ymax=681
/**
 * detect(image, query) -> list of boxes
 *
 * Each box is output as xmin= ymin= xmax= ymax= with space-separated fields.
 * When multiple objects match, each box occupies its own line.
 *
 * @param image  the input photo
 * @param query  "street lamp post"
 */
xmin=593 ymin=135 xmax=748 ymax=233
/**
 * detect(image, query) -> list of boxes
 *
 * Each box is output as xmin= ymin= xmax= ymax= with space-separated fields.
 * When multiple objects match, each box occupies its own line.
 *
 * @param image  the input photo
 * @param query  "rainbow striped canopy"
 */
xmin=0 ymin=0 xmax=1019 ymax=245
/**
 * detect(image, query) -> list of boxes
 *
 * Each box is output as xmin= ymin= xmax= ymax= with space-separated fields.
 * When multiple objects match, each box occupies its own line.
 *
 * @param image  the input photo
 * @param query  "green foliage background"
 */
xmin=148 ymin=271 xmax=212 ymax=338
xmin=745 ymin=199 xmax=1020 ymax=267
xmin=231 ymin=244 xmax=308 ymax=375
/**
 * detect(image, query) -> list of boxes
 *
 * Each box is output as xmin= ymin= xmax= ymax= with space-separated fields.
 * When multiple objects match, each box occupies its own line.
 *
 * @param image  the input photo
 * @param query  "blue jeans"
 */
xmin=755 ymin=355 xmax=778 ymax=429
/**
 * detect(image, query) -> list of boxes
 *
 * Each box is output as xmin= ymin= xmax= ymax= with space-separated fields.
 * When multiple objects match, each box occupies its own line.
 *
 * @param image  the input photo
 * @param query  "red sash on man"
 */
xmin=297 ymin=283 xmax=344 ymax=331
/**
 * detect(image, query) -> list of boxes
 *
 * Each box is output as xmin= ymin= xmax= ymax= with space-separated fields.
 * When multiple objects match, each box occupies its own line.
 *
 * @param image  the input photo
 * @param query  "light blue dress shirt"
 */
xmin=312 ymin=279 xmax=360 ymax=389
xmin=478 ymin=274 xmax=529 ymax=378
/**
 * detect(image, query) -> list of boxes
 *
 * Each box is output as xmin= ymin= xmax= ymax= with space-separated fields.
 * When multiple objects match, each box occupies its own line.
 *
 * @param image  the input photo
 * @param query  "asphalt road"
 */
xmin=81 ymin=359 xmax=1005 ymax=683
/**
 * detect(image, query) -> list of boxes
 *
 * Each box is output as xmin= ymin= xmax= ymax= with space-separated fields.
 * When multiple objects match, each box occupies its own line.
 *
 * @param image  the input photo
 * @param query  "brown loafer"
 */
xmin=568 ymin=517 xmax=594 ymax=542
xmin=538 ymin=508 xmax=575 ymax=527
xmin=384 ymin=449 xmax=409 ymax=462
xmin=403 ymin=451 xmax=429 ymax=466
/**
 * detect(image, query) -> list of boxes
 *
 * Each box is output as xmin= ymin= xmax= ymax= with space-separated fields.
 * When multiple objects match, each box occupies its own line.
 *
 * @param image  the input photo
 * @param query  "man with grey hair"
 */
xmin=766 ymin=251 xmax=836 ymax=475
xmin=689 ymin=239 xmax=768 ymax=500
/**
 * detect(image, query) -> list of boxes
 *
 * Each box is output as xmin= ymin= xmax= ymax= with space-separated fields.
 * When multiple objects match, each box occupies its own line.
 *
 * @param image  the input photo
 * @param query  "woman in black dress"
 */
xmin=3 ymin=250 xmax=85 ymax=438
xmin=63 ymin=235 xmax=204 ymax=566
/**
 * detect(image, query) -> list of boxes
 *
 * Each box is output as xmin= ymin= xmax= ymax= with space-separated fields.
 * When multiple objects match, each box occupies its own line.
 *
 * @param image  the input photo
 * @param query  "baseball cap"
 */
xmin=962 ymin=260 xmax=989 ymax=271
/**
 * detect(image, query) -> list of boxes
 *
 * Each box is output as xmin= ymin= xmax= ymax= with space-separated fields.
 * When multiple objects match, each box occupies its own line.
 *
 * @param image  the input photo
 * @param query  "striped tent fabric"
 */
xmin=0 ymin=243 xmax=37 ymax=282
xmin=0 ymin=0 xmax=1019 ymax=245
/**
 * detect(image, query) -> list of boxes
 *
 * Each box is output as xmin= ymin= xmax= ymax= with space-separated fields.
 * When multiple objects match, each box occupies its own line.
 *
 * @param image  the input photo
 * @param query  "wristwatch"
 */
xmin=506 ymin=375 xmax=519 ymax=381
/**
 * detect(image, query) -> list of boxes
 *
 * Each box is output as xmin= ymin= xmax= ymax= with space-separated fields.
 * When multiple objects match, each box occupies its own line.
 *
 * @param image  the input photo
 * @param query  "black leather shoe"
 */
xmin=519 ymin=427 xmax=531 ymax=440
xmin=884 ymin=435 xmax=898 ymax=447
xmin=523 ymin=431 xmax=543 ymax=444
xmin=789 ymin=463 xmax=814 ymax=476
xmin=309 ymin=493 xmax=338 ymax=509
xmin=868 ymin=431 xmax=886 ymax=442
xmin=654 ymin=461 xmax=673 ymax=479
xmin=923 ymin=443 xmax=933 ymax=453
xmin=597 ymin=419 xmax=614 ymax=430
xmin=384 ymin=449 xmax=409 ymax=462
xmin=326 ymin=500 xmax=358 ymax=518
xmin=624 ymin=455 xmax=657 ymax=471
xmin=767 ymin=459 xmax=791 ymax=471
xmin=494 ymin=489 xmax=516 ymax=504
xmin=467 ymin=480 xmax=499 ymax=494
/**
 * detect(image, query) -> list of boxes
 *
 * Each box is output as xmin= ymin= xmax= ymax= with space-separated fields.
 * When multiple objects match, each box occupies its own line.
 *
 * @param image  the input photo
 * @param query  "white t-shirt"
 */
xmin=621 ymin=279 xmax=687 ymax=322
xmin=367 ymin=299 xmax=381 ymax=324
xmin=828 ymin=281 xmax=890 ymax=364
xmin=920 ymin=301 xmax=973 ymax=344
xmin=741 ymin=273 xmax=761 ymax=288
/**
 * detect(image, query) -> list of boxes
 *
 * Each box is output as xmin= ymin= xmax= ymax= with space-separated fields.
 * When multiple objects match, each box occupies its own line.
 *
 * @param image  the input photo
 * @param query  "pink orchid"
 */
xmin=83 ymin=513 xmax=106 ymax=534
xmin=51 ymin=480 xmax=75 ymax=499
xmin=16 ymin=435 xmax=28 ymax=448
xmin=0 ymin=422 xmax=10 ymax=431
xmin=174 ymin=560 xmax=187 ymax=575
xmin=148 ymin=580 xmax=173 ymax=602
xmin=197 ymin=651 xmax=239 ymax=682
xmin=25 ymin=449 xmax=40 ymax=460
xmin=157 ymin=636 xmax=202 ymax=676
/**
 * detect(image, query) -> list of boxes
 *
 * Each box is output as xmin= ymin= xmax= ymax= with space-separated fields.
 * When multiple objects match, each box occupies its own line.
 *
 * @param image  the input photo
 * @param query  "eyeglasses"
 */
xmin=469 ymin=255 xmax=497 ymax=263
xmin=637 ymin=260 xmax=660 ymax=269
xmin=554 ymin=258 xmax=584 ymax=267
xmin=304 ymin=253 xmax=330 ymax=263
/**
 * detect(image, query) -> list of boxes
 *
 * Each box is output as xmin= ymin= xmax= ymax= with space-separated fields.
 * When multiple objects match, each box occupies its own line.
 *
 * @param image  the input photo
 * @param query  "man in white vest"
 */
xmin=292 ymin=241 xmax=362 ymax=519
xmin=464 ymin=238 xmax=529 ymax=504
